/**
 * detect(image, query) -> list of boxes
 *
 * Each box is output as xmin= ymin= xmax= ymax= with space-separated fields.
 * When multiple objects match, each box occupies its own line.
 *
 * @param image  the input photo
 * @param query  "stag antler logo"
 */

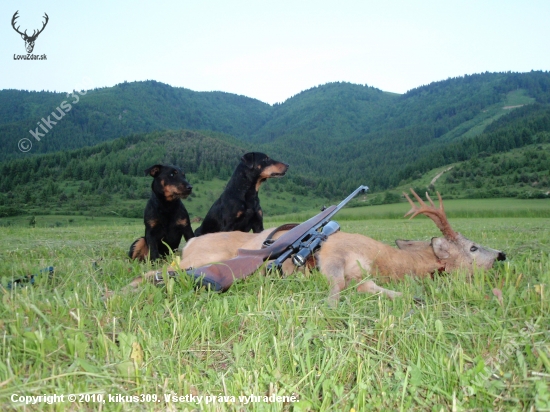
xmin=11 ymin=11 xmax=49 ymax=54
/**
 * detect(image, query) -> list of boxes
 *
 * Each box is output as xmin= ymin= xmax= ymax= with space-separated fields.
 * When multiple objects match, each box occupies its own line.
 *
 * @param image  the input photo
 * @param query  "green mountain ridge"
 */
xmin=252 ymin=72 xmax=550 ymax=193
xmin=3 ymin=71 xmax=550 ymax=163
xmin=0 ymin=81 xmax=271 ymax=161
xmin=1 ymin=70 xmax=550 ymax=211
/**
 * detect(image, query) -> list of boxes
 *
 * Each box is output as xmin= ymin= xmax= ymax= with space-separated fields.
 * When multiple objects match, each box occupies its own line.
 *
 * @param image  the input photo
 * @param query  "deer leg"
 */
xmin=119 ymin=270 xmax=155 ymax=293
xmin=357 ymin=280 xmax=402 ymax=299
xmin=328 ymin=275 xmax=345 ymax=307
xmin=115 ymin=266 xmax=178 ymax=296
xmin=319 ymin=258 xmax=346 ymax=307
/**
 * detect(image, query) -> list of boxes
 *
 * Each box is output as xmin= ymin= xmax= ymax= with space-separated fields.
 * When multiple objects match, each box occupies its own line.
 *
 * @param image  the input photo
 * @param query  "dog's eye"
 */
xmin=470 ymin=246 xmax=478 ymax=252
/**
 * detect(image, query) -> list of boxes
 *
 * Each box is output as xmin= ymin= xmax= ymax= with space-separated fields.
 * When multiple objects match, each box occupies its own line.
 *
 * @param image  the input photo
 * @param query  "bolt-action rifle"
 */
xmin=180 ymin=185 xmax=368 ymax=291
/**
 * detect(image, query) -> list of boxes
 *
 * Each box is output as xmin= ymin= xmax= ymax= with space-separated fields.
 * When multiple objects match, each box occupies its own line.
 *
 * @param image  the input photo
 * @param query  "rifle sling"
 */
xmin=238 ymin=205 xmax=337 ymax=259
xmin=262 ymin=223 xmax=299 ymax=248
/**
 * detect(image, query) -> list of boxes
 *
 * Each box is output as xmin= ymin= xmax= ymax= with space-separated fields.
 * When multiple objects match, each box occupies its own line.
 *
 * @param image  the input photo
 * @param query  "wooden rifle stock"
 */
xmin=187 ymin=205 xmax=337 ymax=291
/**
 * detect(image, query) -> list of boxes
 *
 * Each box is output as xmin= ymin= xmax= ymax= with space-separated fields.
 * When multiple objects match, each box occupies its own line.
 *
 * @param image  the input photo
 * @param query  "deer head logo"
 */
xmin=11 ymin=11 xmax=49 ymax=54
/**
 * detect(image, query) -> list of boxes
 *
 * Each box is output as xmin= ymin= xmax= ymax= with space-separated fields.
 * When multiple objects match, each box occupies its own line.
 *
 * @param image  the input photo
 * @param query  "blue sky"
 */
xmin=1 ymin=0 xmax=549 ymax=104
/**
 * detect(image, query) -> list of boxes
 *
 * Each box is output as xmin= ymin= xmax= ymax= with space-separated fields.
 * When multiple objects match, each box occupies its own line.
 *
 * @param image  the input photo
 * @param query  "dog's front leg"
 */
xmin=145 ymin=229 xmax=162 ymax=260
xmin=181 ymin=221 xmax=195 ymax=242
xmin=250 ymin=211 xmax=264 ymax=233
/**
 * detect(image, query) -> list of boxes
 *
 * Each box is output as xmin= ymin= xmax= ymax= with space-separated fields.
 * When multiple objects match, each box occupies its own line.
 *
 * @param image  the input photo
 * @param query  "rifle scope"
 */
xmin=292 ymin=221 xmax=340 ymax=267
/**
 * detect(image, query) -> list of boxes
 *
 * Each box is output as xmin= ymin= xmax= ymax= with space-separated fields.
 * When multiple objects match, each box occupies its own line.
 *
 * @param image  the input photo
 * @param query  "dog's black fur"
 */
xmin=194 ymin=152 xmax=288 ymax=236
xmin=129 ymin=164 xmax=194 ymax=261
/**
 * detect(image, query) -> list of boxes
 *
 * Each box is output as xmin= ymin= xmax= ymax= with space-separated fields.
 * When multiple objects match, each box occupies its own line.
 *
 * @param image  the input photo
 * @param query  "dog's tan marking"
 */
xmin=163 ymin=184 xmax=179 ymax=201
xmin=131 ymin=238 xmax=149 ymax=261
xmin=176 ymin=218 xmax=188 ymax=227
xmin=236 ymin=211 xmax=243 ymax=218
xmin=255 ymin=178 xmax=266 ymax=192
xmin=148 ymin=219 xmax=159 ymax=228
xmin=259 ymin=164 xmax=287 ymax=179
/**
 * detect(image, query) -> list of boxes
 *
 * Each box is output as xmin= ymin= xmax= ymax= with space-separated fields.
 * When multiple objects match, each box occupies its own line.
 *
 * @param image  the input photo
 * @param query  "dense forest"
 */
xmin=1 ymin=71 xmax=549 ymax=217
xmin=397 ymin=103 xmax=550 ymax=184
xmin=0 ymin=130 xmax=322 ymax=218
xmin=440 ymin=144 xmax=550 ymax=199
xmin=3 ymin=71 xmax=550 ymax=161
xmin=0 ymin=81 xmax=270 ymax=161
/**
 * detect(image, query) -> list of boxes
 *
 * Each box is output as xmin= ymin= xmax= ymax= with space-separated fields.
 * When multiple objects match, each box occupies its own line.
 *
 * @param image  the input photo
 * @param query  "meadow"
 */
xmin=0 ymin=199 xmax=549 ymax=411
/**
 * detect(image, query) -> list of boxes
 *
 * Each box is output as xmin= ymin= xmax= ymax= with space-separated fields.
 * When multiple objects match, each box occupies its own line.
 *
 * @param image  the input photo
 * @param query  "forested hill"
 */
xmin=3 ymin=72 xmax=550 ymax=162
xmin=0 ymin=130 xmax=329 ymax=218
xmin=256 ymin=72 xmax=550 ymax=193
xmin=0 ymin=81 xmax=270 ymax=161
xmin=1 ymin=71 xmax=550 ymax=199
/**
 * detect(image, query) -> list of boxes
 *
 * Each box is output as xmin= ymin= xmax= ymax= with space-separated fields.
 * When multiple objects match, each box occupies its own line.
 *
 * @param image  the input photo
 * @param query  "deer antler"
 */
xmin=30 ymin=13 xmax=49 ymax=39
xmin=11 ymin=11 xmax=49 ymax=40
xmin=11 ymin=11 xmax=26 ymax=37
xmin=403 ymin=188 xmax=458 ymax=240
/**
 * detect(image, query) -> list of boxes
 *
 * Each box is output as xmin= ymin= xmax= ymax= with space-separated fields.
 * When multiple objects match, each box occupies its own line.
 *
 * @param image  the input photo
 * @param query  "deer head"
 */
xmin=11 ymin=11 xmax=49 ymax=54
xmin=399 ymin=189 xmax=506 ymax=271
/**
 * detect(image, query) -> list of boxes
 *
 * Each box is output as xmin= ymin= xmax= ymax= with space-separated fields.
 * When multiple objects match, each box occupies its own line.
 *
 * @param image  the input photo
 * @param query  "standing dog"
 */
xmin=129 ymin=164 xmax=194 ymax=261
xmin=194 ymin=152 xmax=288 ymax=236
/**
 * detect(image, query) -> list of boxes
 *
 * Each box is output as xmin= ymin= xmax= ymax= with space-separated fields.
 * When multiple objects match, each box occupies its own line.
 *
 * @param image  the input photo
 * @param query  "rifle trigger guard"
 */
xmin=153 ymin=271 xmax=164 ymax=285
xmin=154 ymin=270 xmax=177 ymax=286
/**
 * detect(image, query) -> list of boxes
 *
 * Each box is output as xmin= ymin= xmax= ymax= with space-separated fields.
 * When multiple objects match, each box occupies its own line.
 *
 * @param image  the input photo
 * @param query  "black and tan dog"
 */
xmin=194 ymin=152 xmax=288 ymax=236
xmin=129 ymin=164 xmax=194 ymax=261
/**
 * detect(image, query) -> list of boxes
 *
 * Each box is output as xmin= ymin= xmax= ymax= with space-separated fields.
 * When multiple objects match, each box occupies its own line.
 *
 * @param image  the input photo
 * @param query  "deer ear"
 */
xmin=395 ymin=239 xmax=430 ymax=251
xmin=431 ymin=237 xmax=451 ymax=259
xmin=241 ymin=153 xmax=256 ymax=169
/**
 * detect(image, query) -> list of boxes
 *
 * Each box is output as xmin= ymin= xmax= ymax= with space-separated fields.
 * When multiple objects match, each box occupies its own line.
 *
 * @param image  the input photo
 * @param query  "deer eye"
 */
xmin=470 ymin=246 xmax=478 ymax=252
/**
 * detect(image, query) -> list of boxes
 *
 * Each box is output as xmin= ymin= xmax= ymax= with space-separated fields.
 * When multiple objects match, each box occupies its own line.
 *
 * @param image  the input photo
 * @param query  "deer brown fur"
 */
xmin=120 ymin=190 xmax=505 ymax=304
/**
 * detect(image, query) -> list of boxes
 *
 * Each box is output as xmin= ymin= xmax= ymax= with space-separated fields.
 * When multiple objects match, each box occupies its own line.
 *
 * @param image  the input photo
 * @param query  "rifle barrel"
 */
xmin=332 ymin=185 xmax=369 ymax=215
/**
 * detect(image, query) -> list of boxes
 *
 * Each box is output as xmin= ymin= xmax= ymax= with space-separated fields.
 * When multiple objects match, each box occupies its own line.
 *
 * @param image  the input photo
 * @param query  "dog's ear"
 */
xmin=241 ymin=153 xmax=256 ymax=169
xmin=145 ymin=165 xmax=163 ymax=177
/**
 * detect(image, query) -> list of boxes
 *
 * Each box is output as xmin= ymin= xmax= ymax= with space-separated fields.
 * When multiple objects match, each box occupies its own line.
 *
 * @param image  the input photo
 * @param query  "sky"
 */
xmin=1 ymin=0 xmax=549 ymax=105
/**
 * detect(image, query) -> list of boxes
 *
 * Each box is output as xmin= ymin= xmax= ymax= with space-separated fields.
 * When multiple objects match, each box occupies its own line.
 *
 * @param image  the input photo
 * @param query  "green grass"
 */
xmin=439 ymin=89 xmax=536 ymax=142
xmin=504 ymin=89 xmax=536 ymax=107
xmin=0 ymin=208 xmax=549 ymax=410
xmin=266 ymin=198 xmax=550 ymax=224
